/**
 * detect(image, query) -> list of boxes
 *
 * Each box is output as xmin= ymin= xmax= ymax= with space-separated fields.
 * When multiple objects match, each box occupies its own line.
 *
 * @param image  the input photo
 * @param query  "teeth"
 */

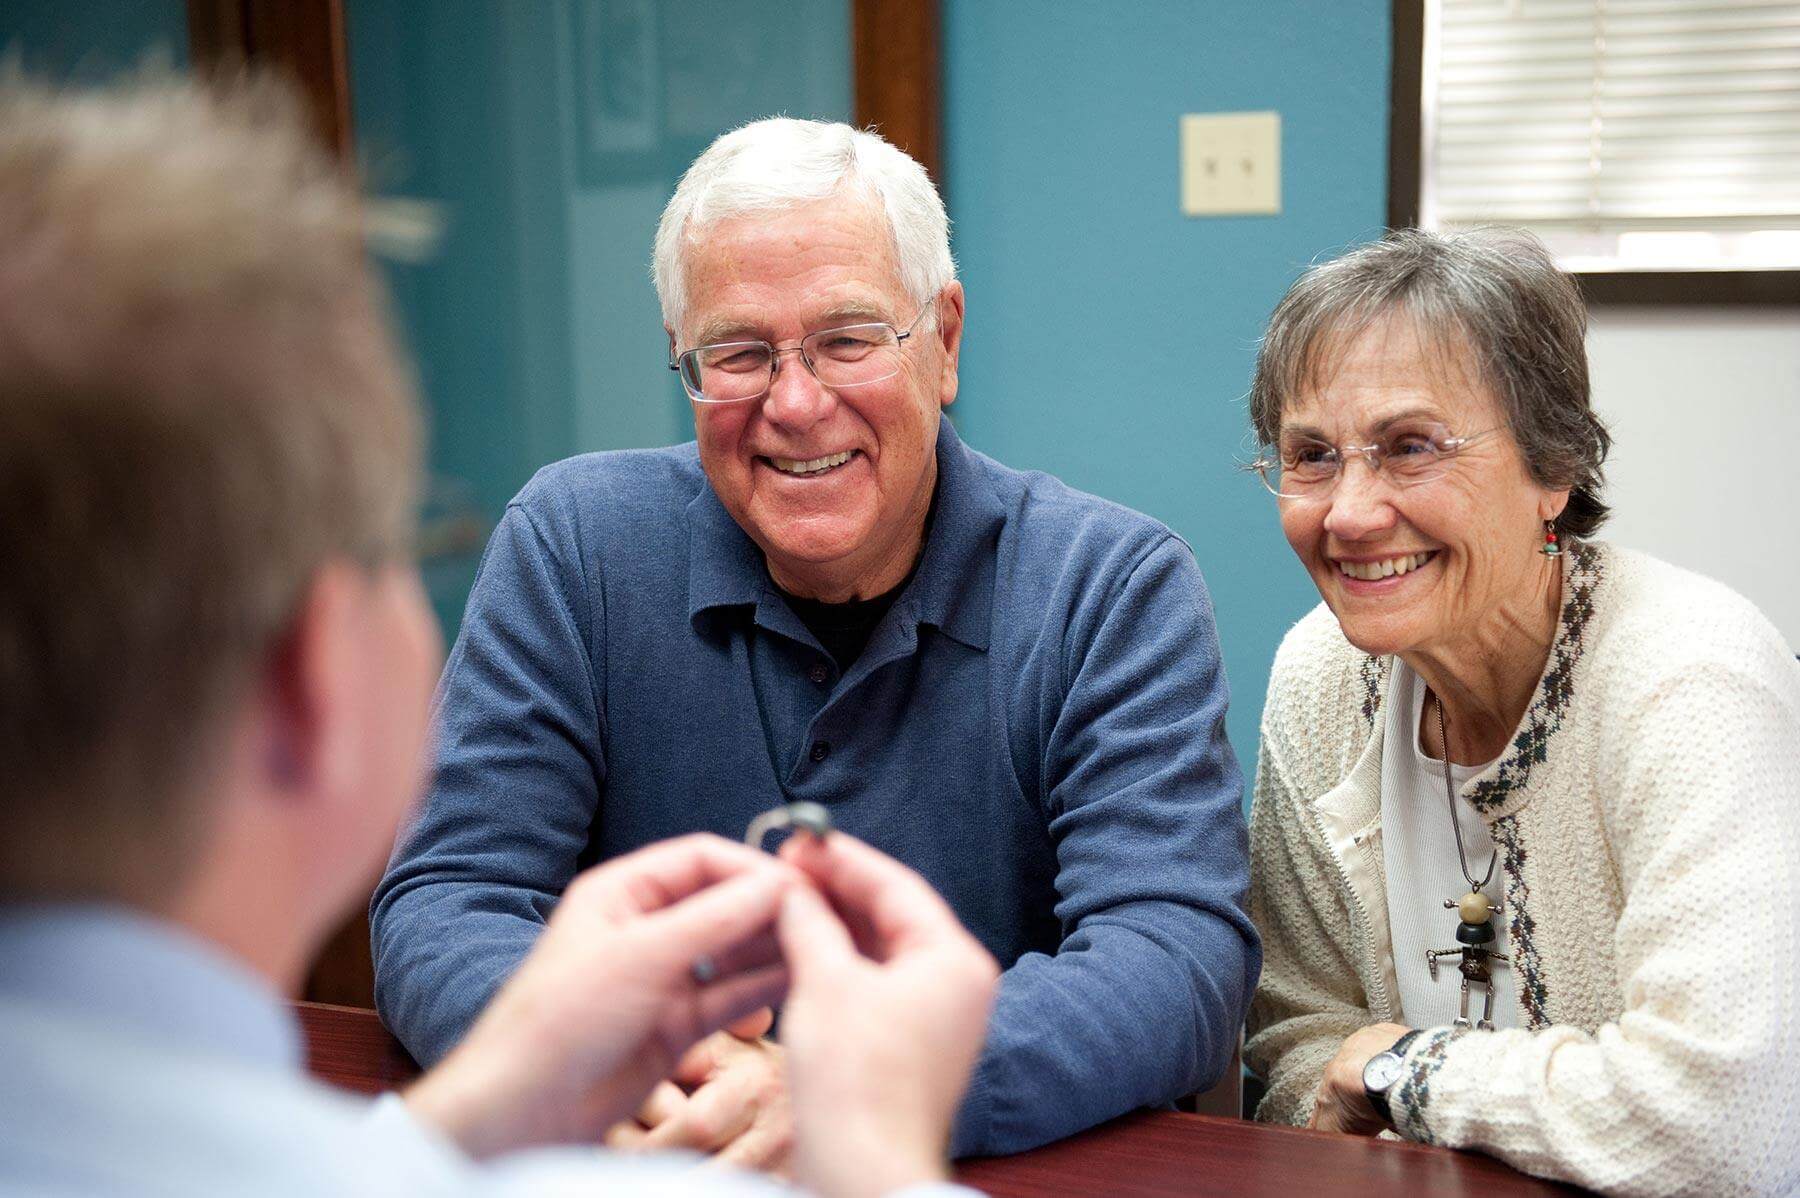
xmin=771 ymin=450 xmax=853 ymax=476
xmin=1338 ymin=552 xmax=1432 ymax=581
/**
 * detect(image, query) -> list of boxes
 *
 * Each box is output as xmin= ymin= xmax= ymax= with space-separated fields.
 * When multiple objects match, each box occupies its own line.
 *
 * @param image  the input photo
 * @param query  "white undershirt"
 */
xmin=1379 ymin=660 xmax=1518 ymax=1031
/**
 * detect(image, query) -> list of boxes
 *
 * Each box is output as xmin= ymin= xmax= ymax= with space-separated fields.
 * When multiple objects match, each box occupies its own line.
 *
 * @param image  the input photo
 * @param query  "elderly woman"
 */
xmin=1241 ymin=228 xmax=1800 ymax=1196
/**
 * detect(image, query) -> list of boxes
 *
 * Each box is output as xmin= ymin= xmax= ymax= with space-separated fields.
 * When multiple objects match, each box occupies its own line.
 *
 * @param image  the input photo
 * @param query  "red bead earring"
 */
xmin=1541 ymin=520 xmax=1561 ymax=558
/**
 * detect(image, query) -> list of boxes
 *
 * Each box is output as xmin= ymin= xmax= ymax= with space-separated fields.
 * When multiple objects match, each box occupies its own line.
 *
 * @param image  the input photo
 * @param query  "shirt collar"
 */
xmin=687 ymin=419 xmax=1004 ymax=651
xmin=0 ymin=902 xmax=302 ymax=1072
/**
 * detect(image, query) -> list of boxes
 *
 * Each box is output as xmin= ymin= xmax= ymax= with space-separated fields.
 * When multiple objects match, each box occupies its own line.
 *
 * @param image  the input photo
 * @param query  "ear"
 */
xmin=934 ymin=282 xmax=965 ymax=410
xmin=1538 ymin=486 xmax=1571 ymax=523
xmin=666 ymin=325 xmax=680 ymax=364
xmin=263 ymin=562 xmax=365 ymax=809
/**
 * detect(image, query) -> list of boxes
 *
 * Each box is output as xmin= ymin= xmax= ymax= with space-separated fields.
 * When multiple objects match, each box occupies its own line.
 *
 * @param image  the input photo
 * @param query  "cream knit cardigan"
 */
xmin=1245 ymin=542 xmax=1800 ymax=1196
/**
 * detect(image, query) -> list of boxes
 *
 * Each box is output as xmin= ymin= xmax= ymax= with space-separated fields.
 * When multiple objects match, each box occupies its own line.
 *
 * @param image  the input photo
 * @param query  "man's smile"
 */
xmin=759 ymin=449 xmax=862 ymax=478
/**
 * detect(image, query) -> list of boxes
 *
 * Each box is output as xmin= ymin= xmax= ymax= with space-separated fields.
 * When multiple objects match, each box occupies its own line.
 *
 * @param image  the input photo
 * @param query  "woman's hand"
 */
xmin=1309 ymin=1022 xmax=1415 ymax=1136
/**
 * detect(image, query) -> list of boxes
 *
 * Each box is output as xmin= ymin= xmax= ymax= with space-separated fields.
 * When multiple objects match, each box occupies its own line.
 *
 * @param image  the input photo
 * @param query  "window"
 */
xmin=1391 ymin=0 xmax=1800 ymax=303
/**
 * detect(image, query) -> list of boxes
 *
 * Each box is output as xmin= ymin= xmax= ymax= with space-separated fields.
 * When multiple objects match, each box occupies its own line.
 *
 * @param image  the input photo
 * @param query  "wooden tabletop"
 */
xmin=955 ymin=1108 xmax=1585 ymax=1197
xmin=295 ymin=1001 xmax=1584 ymax=1196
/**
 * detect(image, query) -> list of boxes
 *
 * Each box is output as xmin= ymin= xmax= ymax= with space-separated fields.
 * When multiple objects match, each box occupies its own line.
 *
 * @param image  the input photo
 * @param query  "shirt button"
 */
xmin=809 ymin=741 xmax=830 ymax=763
xmin=808 ymin=661 xmax=830 ymax=684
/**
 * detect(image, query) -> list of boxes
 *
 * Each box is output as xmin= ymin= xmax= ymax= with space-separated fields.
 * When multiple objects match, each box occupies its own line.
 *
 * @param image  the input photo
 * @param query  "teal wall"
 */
xmin=1 ymin=1 xmax=186 ymax=77
xmin=2 ymin=0 xmax=1394 ymax=783
xmin=345 ymin=0 xmax=851 ymax=637
xmin=943 ymin=2 xmax=1392 ymax=791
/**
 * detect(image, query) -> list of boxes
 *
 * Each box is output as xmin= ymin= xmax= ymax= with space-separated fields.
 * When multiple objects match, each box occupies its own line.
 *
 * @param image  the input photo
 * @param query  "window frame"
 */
xmin=1388 ymin=0 xmax=1800 ymax=306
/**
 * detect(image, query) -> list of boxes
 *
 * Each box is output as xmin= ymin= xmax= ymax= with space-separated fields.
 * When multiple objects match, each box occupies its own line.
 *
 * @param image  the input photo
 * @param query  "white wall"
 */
xmin=1586 ymin=308 xmax=1800 ymax=648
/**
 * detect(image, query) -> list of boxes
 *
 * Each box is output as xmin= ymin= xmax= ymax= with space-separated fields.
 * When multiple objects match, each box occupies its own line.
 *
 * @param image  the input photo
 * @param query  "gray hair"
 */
xmin=1248 ymin=227 xmax=1612 ymax=538
xmin=0 ymin=69 xmax=427 ymax=903
xmin=652 ymin=117 xmax=956 ymax=332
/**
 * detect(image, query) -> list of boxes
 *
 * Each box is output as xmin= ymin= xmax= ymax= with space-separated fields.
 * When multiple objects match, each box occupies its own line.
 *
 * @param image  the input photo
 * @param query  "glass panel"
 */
xmin=345 ymin=0 xmax=852 ymax=636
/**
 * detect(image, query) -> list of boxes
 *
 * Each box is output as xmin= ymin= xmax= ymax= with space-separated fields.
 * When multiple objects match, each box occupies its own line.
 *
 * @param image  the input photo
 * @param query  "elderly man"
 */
xmin=373 ymin=117 xmax=1259 ymax=1160
xmin=0 ymin=74 xmax=995 ymax=1197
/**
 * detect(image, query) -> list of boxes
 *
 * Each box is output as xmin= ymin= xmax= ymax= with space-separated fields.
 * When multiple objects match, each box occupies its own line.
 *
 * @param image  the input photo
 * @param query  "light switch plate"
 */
xmin=1180 ymin=111 xmax=1281 ymax=217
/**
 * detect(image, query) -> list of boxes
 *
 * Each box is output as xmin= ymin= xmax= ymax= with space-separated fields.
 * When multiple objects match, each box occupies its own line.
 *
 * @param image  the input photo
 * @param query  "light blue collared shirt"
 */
xmin=0 ymin=904 xmax=969 ymax=1196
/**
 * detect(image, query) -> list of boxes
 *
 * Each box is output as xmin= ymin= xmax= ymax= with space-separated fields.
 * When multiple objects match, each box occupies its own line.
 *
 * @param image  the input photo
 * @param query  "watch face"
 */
xmin=1364 ymin=1051 xmax=1407 ymax=1092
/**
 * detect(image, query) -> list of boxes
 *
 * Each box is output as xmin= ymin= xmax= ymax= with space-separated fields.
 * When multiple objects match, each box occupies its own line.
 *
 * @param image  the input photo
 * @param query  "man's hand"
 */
xmin=1309 ymin=1022 xmax=1414 ymax=1137
xmin=607 ymin=1009 xmax=795 ymax=1174
xmin=776 ymin=832 xmax=999 ymax=1198
xmin=402 ymin=834 xmax=797 ymax=1158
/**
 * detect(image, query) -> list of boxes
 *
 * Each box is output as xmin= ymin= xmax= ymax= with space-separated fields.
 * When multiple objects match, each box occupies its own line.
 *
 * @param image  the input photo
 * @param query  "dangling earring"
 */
xmin=1540 ymin=520 xmax=1561 ymax=558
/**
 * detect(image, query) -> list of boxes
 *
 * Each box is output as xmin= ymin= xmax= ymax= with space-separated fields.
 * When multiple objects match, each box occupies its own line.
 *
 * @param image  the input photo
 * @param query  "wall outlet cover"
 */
xmin=1181 ymin=111 xmax=1281 ymax=217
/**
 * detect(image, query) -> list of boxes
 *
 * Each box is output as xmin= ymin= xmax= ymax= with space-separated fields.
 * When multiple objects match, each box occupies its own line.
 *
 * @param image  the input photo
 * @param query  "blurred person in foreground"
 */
xmin=0 ymin=70 xmax=995 ymax=1198
xmin=1241 ymin=228 xmax=1800 ymax=1196
xmin=371 ymin=114 xmax=1257 ymax=1163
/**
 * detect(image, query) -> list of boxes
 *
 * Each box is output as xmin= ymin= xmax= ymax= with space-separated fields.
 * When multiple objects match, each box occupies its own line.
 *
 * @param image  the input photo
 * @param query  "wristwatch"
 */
xmin=1361 ymin=1029 xmax=1422 ymax=1125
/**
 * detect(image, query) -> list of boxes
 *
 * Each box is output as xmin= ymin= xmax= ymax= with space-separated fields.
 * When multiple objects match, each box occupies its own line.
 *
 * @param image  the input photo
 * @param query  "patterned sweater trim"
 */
xmin=1392 ymin=1025 xmax=1470 ymax=1144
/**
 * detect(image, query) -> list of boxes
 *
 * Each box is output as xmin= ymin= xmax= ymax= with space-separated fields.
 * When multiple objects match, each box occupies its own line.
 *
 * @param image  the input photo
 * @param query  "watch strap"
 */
xmin=1363 ymin=1029 xmax=1423 ymax=1125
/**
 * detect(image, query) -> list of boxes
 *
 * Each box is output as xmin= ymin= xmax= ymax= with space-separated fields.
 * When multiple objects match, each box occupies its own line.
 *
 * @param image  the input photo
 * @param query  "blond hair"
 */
xmin=0 ymin=70 xmax=428 ymax=903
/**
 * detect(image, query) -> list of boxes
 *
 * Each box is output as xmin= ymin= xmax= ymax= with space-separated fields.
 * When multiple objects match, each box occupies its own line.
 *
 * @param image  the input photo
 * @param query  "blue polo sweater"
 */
xmin=371 ymin=420 xmax=1259 ymax=1156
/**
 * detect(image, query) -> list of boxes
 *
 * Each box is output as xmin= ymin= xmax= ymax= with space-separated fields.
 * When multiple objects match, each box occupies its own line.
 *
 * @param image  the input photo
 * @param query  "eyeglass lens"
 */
xmin=679 ymin=322 xmax=905 ymax=403
xmin=1263 ymin=423 xmax=1466 ymax=498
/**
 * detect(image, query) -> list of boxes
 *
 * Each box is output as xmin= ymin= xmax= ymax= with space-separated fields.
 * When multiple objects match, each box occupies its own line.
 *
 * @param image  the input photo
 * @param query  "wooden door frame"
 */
xmin=188 ymin=0 xmax=943 ymax=1008
xmin=187 ymin=0 xmax=354 ymax=157
xmin=854 ymin=0 xmax=941 ymax=183
xmin=190 ymin=0 xmax=941 ymax=180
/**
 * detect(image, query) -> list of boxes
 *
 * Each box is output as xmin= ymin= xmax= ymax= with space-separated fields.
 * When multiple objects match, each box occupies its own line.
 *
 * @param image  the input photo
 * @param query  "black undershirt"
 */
xmin=779 ymin=577 xmax=910 ymax=672
xmin=778 ymin=493 xmax=938 ymax=672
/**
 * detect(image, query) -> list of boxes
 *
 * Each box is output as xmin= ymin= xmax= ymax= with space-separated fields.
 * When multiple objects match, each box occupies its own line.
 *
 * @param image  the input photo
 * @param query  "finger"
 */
xmin=604 ymin=1120 xmax=651 ymax=1151
xmin=635 ymin=1079 xmax=689 ymax=1128
xmin=573 ymin=834 xmax=798 ymax=920
xmin=783 ymin=833 xmax=964 ymax=957
xmin=671 ymin=1033 xmax=726 ymax=1089
xmin=1308 ymin=1089 xmax=1348 ymax=1134
xmin=777 ymin=830 xmax=833 ymax=885
xmin=643 ymin=867 xmax=792 ymax=972
xmin=781 ymin=842 xmax=882 ymax=956
xmin=776 ymin=883 xmax=858 ymax=983
xmin=726 ymin=1007 xmax=774 ymax=1041
xmin=782 ymin=831 xmax=952 ymax=929
xmin=694 ymin=963 xmax=790 ymax=1034
xmin=710 ymin=1124 xmax=792 ymax=1174
xmin=640 ymin=1074 xmax=758 ymax=1154
xmin=707 ymin=929 xmax=783 ymax=982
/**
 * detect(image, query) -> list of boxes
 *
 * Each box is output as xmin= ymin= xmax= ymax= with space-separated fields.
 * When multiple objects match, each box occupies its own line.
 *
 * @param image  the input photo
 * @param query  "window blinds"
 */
xmin=1422 ymin=0 xmax=1800 ymax=268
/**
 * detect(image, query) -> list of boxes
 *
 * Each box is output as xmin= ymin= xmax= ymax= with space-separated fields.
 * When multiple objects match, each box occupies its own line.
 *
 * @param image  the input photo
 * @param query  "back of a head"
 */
xmin=652 ymin=116 xmax=956 ymax=331
xmin=0 ymin=71 xmax=424 ymax=905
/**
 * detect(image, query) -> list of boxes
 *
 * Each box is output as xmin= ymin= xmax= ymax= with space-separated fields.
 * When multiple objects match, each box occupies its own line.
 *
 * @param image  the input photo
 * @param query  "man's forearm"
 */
xmin=949 ymin=910 xmax=1254 ymax=1157
xmin=372 ymin=886 xmax=542 ymax=1067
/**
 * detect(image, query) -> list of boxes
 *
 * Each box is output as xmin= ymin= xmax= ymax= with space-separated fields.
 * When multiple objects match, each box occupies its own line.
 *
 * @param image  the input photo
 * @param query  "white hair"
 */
xmin=652 ymin=117 xmax=956 ymax=332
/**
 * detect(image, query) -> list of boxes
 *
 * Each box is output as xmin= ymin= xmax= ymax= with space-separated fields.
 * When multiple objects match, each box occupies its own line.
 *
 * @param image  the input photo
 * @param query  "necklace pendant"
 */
xmin=1443 ymin=892 xmax=1501 ymax=939
xmin=1429 ymin=895 xmax=1511 ymax=1031
xmin=1428 ymin=698 xmax=1511 ymax=1027
xmin=1424 ymin=942 xmax=1512 ymax=1031
xmin=1453 ymin=890 xmax=1496 ymax=925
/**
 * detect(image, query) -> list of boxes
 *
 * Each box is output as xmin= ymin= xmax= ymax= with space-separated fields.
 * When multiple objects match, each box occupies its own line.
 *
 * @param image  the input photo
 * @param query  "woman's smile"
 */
xmin=1328 ymin=549 xmax=1442 ymax=599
